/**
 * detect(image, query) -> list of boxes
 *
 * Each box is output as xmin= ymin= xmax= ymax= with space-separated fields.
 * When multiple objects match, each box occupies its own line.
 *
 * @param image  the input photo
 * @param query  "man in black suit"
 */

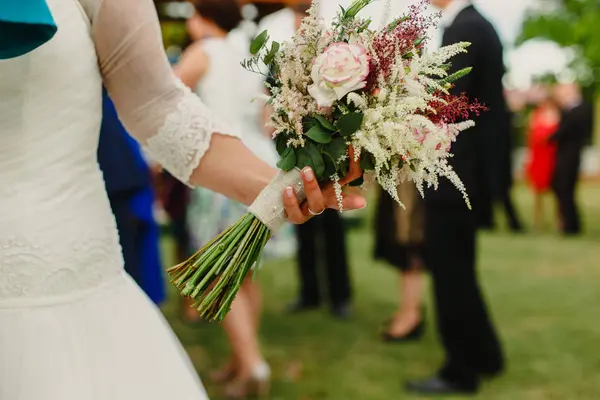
xmin=405 ymin=0 xmax=504 ymax=395
xmin=551 ymin=83 xmax=594 ymax=235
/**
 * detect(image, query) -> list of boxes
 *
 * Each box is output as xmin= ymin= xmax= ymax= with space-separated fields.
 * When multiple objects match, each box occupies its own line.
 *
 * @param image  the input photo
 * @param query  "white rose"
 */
xmin=307 ymin=43 xmax=370 ymax=108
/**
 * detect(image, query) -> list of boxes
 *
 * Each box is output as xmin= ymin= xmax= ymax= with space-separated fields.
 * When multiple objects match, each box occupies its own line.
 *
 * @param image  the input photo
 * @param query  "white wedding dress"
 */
xmin=0 ymin=0 xmax=236 ymax=399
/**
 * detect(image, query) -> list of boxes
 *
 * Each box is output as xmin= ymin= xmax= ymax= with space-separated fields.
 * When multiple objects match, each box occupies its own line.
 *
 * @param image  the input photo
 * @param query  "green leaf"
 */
xmin=338 ymin=158 xmax=350 ymax=178
xmin=296 ymin=142 xmax=326 ymax=179
xmin=276 ymin=147 xmax=296 ymax=171
xmin=302 ymin=116 xmax=317 ymax=132
xmin=250 ymin=30 xmax=268 ymax=55
xmin=360 ymin=152 xmax=375 ymax=171
xmin=305 ymin=124 xmax=333 ymax=144
xmin=322 ymin=136 xmax=347 ymax=162
xmin=322 ymin=153 xmax=338 ymax=178
xmin=263 ymin=41 xmax=280 ymax=66
xmin=349 ymin=175 xmax=364 ymax=187
xmin=270 ymin=41 xmax=280 ymax=55
xmin=275 ymin=133 xmax=288 ymax=155
xmin=336 ymin=112 xmax=364 ymax=137
xmin=312 ymin=114 xmax=336 ymax=131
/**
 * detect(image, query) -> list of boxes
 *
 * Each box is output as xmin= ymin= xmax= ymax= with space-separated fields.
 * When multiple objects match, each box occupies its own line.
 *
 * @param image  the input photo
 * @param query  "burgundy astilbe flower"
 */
xmin=366 ymin=0 xmax=440 ymax=90
xmin=427 ymin=92 xmax=488 ymax=124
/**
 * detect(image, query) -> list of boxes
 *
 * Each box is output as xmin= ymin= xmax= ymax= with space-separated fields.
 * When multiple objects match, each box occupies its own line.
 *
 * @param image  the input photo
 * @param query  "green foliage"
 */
xmin=296 ymin=142 xmax=326 ymax=178
xmin=305 ymin=124 xmax=333 ymax=144
xmin=519 ymin=0 xmax=600 ymax=89
xmin=250 ymin=30 xmax=269 ymax=55
xmin=313 ymin=114 xmax=336 ymax=131
xmin=337 ymin=112 xmax=364 ymax=137
xmin=276 ymin=147 xmax=296 ymax=171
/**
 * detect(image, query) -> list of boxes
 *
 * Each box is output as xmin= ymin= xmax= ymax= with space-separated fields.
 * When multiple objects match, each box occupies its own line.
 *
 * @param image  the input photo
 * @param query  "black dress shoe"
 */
xmin=285 ymin=299 xmax=320 ymax=313
xmin=330 ymin=303 xmax=352 ymax=319
xmin=405 ymin=376 xmax=477 ymax=396
xmin=381 ymin=320 xmax=424 ymax=343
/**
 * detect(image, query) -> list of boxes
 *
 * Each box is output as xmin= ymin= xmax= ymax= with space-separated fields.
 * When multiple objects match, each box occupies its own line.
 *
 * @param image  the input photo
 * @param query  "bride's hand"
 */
xmin=283 ymin=147 xmax=367 ymax=224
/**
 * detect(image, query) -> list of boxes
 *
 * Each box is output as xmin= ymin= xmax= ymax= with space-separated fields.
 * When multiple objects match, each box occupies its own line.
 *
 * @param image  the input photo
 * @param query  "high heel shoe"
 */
xmin=224 ymin=361 xmax=271 ymax=399
xmin=210 ymin=362 xmax=237 ymax=384
xmin=381 ymin=320 xmax=425 ymax=343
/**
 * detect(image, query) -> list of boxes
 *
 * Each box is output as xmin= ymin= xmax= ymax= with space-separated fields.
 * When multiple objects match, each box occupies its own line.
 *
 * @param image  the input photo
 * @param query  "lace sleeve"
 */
xmin=83 ymin=0 xmax=237 ymax=185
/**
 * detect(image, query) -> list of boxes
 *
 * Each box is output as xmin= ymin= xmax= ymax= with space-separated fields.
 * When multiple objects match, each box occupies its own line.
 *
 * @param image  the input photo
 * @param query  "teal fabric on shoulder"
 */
xmin=0 ymin=0 xmax=57 ymax=60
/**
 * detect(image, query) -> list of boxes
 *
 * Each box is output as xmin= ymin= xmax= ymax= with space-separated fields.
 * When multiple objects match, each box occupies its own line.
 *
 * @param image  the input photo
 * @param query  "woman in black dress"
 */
xmin=375 ymin=182 xmax=426 ymax=341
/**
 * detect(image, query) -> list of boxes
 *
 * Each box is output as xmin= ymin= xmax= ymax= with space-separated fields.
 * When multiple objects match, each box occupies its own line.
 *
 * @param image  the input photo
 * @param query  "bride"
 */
xmin=0 ymin=0 xmax=365 ymax=399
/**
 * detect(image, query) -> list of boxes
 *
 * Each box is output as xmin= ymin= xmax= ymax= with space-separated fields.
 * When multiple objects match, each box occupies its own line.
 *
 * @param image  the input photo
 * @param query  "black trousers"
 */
xmin=553 ymin=165 xmax=581 ymax=235
xmin=425 ymin=206 xmax=504 ymax=389
xmin=294 ymin=209 xmax=351 ymax=306
xmin=110 ymin=196 xmax=144 ymax=287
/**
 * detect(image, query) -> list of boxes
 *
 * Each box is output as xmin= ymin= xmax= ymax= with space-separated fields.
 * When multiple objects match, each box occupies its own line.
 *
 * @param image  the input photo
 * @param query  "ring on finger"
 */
xmin=308 ymin=207 xmax=325 ymax=216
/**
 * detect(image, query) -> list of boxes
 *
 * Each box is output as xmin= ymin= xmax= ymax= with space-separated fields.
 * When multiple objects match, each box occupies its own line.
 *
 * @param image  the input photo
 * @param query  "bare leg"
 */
xmin=243 ymin=275 xmax=262 ymax=332
xmin=222 ymin=289 xmax=264 ymax=378
xmin=387 ymin=257 xmax=425 ymax=336
xmin=211 ymin=276 xmax=264 ymax=384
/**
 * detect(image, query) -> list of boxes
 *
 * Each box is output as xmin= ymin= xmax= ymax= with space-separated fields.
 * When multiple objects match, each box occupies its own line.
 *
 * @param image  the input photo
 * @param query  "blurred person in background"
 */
xmin=496 ymin=110 xmax=524 ymax=232
xmin=174 ymin=0 xmax=295 ymax=397
xmin=526 ymin=92 xmax=559 ymax=232
xmin=98 ymin=89 xmax=165 ymax=305
xmin=405 ymin=0 xmax=505 ymax=395
xmin=259 ymin=0 xmax=354 ymax=320
xmin=550 ymin=83 xmax=594 ymax=235
xmin=375 ymin=183 xmax=426 ymax=342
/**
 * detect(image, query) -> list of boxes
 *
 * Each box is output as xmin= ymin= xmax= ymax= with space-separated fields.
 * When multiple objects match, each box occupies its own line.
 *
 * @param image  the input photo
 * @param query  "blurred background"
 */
xmin=117 ymin=0 xmax=600 ymax=398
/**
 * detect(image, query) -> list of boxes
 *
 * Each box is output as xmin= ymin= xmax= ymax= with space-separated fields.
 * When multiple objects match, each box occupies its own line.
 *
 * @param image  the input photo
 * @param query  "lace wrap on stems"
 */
xmin=145 ymin=83 xmax=236 ymax=185
xmin=248 ymin=168 xmax=306 ymax=233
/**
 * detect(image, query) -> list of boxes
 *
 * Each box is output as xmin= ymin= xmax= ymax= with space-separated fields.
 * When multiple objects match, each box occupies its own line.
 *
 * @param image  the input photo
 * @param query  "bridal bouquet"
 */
xmin=168 ymin=0 xmax=485 ymax=322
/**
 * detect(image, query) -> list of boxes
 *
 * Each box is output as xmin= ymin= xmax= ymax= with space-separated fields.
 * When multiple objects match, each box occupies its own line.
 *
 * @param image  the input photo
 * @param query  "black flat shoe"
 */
xmin=381 ymin=320 xmax=424 ymax=343
xmin=405 ymin=375 xmax=478 ymax=396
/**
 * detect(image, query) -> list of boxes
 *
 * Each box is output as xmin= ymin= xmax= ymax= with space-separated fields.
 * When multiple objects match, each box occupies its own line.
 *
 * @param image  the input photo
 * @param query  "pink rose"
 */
xmin=308 ymin=42 xmax=370 ymax=108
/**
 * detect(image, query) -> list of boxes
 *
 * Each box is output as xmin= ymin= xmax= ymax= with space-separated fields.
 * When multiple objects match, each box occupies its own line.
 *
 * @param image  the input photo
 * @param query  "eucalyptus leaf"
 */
xmin=270 ymin=41 xmax=280 ymax=55
xmin=296 ymin=142 xmax=326 ymax=178
xmin=277 ymin=147 xmax=296 ymax=171
xmin=337 ymin=112 xmax=364 ymax=137
xmin=250 ymin=30 xmax=268 ymax=55
xmin=263 ymin=52 xmax=275 ymax=66
xmin=313 ymin=114 xmax=336 ymax=131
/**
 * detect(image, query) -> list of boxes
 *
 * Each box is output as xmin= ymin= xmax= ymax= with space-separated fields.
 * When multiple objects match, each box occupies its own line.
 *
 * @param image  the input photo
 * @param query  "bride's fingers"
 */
xmin=301 ymin=167 xmax=325 ymax=216
xmin=339 ymin=146 xmax=362 ymax=186
xmin=282 ymin=186 xmax=306 ymax=224
xmin=335 ymin=193 xmax=367 ymax=211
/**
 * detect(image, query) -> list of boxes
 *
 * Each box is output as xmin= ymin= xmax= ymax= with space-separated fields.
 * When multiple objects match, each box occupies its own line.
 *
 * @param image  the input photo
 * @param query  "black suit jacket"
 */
xmin=551 ymin=101 xmax=594 ymax=189
xmin=425 ymin=5 xmax=509 ymax=208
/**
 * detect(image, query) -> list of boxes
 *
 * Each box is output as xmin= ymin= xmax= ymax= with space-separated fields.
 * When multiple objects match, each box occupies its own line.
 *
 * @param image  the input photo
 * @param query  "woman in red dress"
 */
xmin=526 ymin=97 xmax=559 ymax=231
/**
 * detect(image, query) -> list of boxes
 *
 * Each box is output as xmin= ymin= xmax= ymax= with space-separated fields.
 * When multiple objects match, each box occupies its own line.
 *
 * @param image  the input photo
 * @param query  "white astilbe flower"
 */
xmin=331 ymin=173 xmax=344 ymax=211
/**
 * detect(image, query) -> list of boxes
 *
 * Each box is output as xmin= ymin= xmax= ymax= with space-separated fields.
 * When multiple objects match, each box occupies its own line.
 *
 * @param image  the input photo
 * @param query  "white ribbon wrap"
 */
xmin=248 ymin=168 xmax=306 ymax=233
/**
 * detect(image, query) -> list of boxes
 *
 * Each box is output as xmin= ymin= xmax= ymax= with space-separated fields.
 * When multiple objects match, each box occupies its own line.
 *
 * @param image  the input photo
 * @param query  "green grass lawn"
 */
xmin=161 ymin=184 xmax=600 ymax=400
